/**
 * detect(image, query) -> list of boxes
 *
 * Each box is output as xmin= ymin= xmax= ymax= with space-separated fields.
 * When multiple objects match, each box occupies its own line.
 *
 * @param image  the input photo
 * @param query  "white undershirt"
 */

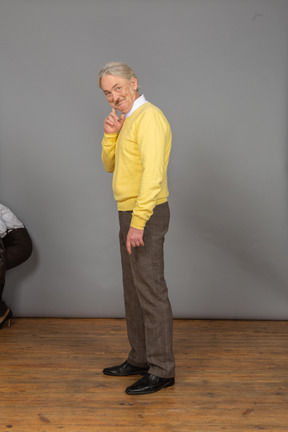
xmin=125 ymin=94 xmax=148 ymax=119
xmin=0 ymin=204 xmax=24 ymax=238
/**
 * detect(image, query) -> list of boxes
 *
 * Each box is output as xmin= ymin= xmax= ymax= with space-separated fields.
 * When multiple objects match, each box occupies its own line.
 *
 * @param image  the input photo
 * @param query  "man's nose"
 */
xmin=111 ymin=91 xmax=118 ymax=101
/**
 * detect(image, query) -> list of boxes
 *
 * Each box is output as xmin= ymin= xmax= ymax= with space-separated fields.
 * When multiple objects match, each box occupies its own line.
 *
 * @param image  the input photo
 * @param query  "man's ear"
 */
xmin=130 ymin=77 xmax=138 ymax=91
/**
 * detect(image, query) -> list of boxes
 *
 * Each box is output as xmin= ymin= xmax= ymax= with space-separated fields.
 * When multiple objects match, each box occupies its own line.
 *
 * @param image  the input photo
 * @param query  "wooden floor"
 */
xmin=0 ymin=319 xmax=287 ymax=431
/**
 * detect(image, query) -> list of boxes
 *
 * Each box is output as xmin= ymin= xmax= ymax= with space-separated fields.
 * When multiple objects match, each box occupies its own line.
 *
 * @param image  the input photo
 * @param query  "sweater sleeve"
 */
xmin=131 ymin=111 xmax=169 ymax=229
xmin=101 ymin=133 xmax=118 ymax=173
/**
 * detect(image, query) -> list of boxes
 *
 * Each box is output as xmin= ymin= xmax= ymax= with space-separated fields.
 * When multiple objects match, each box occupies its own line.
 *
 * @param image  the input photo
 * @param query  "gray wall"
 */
xmin=1 ymin=0 xmax=288 ymax=319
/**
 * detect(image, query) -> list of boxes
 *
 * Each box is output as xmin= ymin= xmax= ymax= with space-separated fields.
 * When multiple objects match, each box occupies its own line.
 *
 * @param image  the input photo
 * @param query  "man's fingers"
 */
xmin=112 ymin=107 xmax=122 ymax=122
xmin=126 ymin=227 xmax=144 ymax=254
xmin=111 ymin=108 xmax=123 ymax=124
xmin=105 ymin=116 xmax=114 ymax=126
xmin=105 ymin=111 xmax=120 ymax=125
xmin=109 ymin=112 xmax=117 ymax=122
xmin=126 ymin=239 xmax=132 ymax=255
xmin=126 ymin=237 xmax=144 ymax=254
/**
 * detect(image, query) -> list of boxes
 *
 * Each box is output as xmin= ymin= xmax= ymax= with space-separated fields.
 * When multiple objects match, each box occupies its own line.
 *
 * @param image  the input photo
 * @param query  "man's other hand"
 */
xmin=126 ymin=227 xmax=144 ymax=255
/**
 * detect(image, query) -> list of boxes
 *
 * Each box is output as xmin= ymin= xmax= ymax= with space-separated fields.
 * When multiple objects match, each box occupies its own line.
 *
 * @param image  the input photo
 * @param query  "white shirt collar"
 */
xmin=125 ymin=94 xmax=148 ymax=118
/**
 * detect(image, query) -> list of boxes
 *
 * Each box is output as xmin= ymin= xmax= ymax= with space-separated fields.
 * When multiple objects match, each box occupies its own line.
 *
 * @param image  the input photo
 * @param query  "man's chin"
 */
xmin=115 ymin=106 xmax=123 ymax=112
xmin=116 ymin=107 xmax=128 ymax=115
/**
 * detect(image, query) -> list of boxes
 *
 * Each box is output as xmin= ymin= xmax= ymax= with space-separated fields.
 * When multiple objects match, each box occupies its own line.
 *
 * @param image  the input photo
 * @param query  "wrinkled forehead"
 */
xmin=101 ymin=74 xmax=130 ymax=91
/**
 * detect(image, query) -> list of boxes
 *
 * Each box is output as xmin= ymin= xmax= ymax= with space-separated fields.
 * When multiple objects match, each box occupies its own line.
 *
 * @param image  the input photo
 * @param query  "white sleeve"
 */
xmin=0 ymin=204 xmax=24 ymax=236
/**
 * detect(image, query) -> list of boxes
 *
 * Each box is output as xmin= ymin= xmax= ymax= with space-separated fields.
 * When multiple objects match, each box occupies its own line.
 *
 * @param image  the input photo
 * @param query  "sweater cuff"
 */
xmin=130 ymin=214 xmax=146 ymax=230
xmin=102 ymin=133 xmax=118 ymax=145
xmin=104 ymin=133 xmax=118 ymax=138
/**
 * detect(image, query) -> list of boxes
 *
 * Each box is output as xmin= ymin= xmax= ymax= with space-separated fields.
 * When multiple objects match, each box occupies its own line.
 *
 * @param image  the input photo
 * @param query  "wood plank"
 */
xmin=0 ymin=318 xmax=287 ymax=431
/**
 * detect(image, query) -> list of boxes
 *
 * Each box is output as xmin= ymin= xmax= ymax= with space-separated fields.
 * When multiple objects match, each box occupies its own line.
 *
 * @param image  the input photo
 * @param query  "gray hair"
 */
xmin=98 ymin=62 xmax=138 ymax=89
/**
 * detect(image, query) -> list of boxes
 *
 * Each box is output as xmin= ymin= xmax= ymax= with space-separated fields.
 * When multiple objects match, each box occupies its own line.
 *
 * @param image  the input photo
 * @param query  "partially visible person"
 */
xmin=0 ymin=203 xmax=33 ymax=329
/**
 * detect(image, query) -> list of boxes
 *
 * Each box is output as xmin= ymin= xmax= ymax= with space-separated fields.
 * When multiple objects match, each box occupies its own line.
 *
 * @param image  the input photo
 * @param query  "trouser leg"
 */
xmin=0 ymin=228 xmax=32 ymax=314
xmin=119 ymin=211 xmax=148 ymax=368
xmin=119 ymin=203 xmax=175 ymax=378
xmin=0 ymin=237 xmax=6 ymax=286
xmin=3 ymin=228 xmax=32 ymax=270
xmin=0 ymin=284 xmax=6 ymax=315
xmin=0 ymin=237 xmax=7 ymax=314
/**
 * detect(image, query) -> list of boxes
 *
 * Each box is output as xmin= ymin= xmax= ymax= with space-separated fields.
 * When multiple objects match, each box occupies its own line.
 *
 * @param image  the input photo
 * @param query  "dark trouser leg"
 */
xmin=119 ymin=211 xmax=148 ymax=368
xmin=3 ymin=228 xmax=32 ymax=271
xmin=0 ymin=284 xmax=5 ymax=315
xmin=119 ymin=203 xmax=175 ymax=378
xmin=0 ymin=228 xmax=32 ymax=315
xmin=0 ymin=237 xmax=6 ymax=286
xmin=0 ymin=237 xmax=7 ymax=314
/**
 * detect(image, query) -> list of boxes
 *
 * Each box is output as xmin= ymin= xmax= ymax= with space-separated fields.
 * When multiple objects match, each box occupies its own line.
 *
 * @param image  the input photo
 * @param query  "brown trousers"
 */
xmin=118 ymin=202 xmax=175 ymax=378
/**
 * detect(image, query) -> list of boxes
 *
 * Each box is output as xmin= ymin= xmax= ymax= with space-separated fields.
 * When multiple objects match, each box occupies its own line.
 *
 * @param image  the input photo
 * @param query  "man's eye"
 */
xmin=117 ymin=87 xmax=121 ymax=91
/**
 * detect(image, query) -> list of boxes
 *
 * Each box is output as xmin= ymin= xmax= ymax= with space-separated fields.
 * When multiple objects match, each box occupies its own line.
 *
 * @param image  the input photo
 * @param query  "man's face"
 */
xmin=101 ymin=74 xmax=139 ymax=114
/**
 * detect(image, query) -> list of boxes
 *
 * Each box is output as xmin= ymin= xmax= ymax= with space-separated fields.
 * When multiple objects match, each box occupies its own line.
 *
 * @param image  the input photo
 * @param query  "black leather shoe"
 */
xmin=125 ymin=373 xmax=175 ymax=395
xmin=103 ymin=360 xmax=149 ymax=376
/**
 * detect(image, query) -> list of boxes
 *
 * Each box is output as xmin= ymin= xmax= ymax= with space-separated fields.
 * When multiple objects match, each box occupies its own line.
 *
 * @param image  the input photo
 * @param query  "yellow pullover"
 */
xmin=101 ymin=102 xmax=172 ymax=229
